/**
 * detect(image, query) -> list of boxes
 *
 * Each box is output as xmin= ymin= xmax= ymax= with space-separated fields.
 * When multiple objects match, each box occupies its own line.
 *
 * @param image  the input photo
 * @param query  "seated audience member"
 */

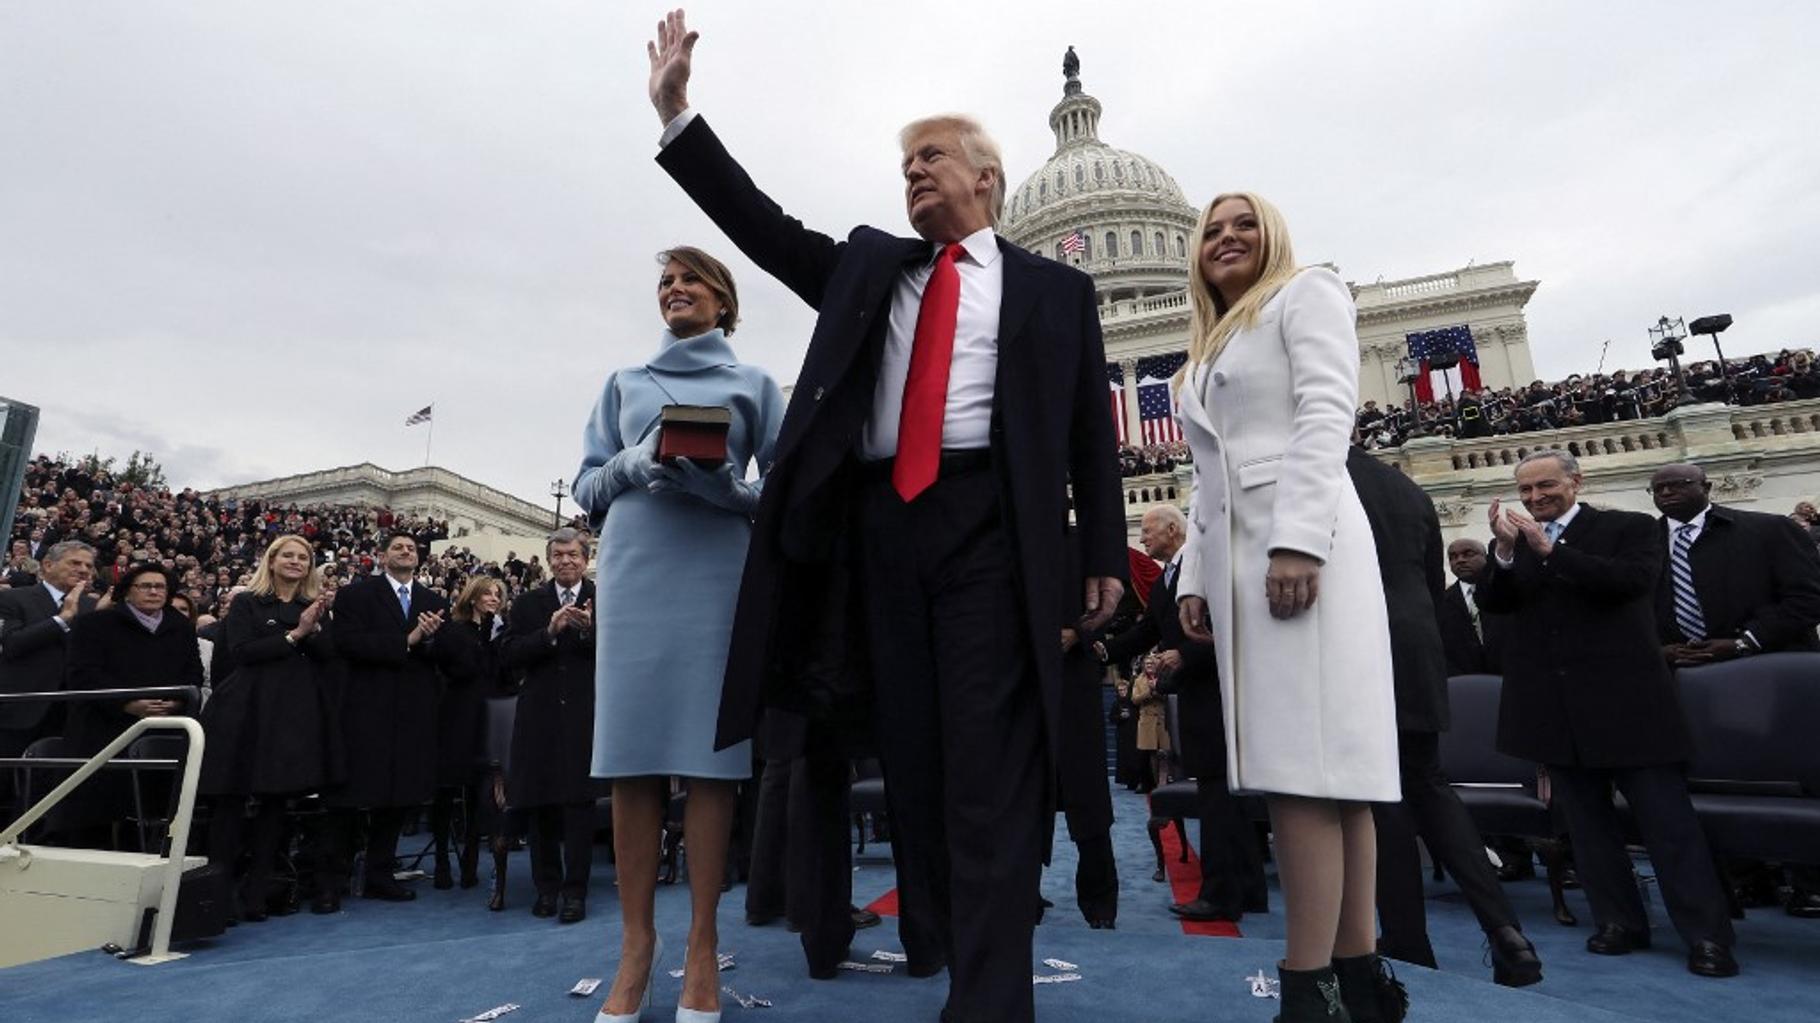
xmin=1650 ymin=462 xmax=1820 ymax=918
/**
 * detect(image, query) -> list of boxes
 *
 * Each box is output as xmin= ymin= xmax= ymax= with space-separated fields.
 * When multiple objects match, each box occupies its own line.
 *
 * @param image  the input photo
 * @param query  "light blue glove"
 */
xmin=604 ymin=432 xmax=661 ymax=497
xmin=648 ymin=457 xmax=761 ymax=515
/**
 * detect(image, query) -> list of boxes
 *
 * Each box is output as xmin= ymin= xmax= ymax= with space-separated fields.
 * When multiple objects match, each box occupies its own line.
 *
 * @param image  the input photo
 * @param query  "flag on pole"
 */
xmin=1060 ymin=231 xmax=1085 ymax=257
xmin=404 ymin=405 xmax=433 ymax=426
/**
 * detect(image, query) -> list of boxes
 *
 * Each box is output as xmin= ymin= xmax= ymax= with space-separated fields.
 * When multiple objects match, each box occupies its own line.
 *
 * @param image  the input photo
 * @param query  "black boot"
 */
xmin=1331 ymin=954 xmax=1407 ymax=1023
xmin=1276 ymin=964 xmax=1350 ymax=1022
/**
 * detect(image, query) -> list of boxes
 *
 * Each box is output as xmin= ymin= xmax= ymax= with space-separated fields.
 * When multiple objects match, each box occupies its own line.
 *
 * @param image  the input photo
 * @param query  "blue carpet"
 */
xmin=2 ymin=786 xmax=1812 ymax=1022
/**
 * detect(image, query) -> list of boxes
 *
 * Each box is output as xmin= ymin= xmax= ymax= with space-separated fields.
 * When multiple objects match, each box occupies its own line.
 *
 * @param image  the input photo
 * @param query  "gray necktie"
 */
xmin=397 ymin=583 xmax=411 ymax=617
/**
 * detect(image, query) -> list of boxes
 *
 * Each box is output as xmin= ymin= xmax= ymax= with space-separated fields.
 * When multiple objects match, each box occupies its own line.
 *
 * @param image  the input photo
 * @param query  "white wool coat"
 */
xmin=1175 ymin=267 xmax=1401 ymax=801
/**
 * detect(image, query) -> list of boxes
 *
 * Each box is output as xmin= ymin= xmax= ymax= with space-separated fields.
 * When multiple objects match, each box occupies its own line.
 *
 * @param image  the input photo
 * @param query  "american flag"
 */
xmin=1060 ymin=231 xmax=1085 ymax=256
xmin=1107 ymin=363 xmax=1127 ymax=443
xmin=404 ymin=404 xmax=433 ymax=426
xmin=1406 ymin=325 xmax=1477 ymax=365
xmin=1135 ymin=353 xmax=1187 ymax=444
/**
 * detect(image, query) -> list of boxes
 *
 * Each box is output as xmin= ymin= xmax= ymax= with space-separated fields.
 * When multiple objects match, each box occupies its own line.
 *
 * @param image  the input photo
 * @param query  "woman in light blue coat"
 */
xmin=573 ymin=246 xmax=784 ymax=1023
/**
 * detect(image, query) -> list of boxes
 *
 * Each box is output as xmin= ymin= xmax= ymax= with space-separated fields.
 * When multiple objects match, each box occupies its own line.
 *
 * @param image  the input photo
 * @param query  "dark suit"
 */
xmin=500 ymin=581 xmax=597 ymax=900
xmin=659 ymin=116 xmax=1124 ymax=1023
xmin=1345 ymin=449 xmax=1519 ymax=964
xmin=1437 ymin=580 xmax=1506 ymax=676
xmin=318 ymin=574 xmax=452 ymax=892
xmin=0 ymin=583 xmax=97 ymax=817
xmin=1653 ymin=502 xmax=1820 ymax=651
xmin=1478 ymin=503 xmax=1732 ymax=950
xmin=1101 ymin=552 xmax=1262 ymax=915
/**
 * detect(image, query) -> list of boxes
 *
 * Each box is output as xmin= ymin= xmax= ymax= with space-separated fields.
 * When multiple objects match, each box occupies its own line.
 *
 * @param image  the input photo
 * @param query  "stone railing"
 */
xmin=1377 ymin=398 xmax=1820 ymax=482
xmin=206 ymin=463 xmax=552 ymax=534
xmin=1101 ymin=290 xmax=1190 ymax=323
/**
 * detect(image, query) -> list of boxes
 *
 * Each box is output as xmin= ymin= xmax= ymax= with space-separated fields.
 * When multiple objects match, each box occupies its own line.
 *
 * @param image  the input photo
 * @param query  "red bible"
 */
xmin=656 ymin=405 xmax=732 ymax=469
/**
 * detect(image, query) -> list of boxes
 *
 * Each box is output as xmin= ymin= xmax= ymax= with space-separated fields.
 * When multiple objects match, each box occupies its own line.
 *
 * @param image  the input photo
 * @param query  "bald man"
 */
xmin=1437 ymin=537 xmax=1506 ymax=675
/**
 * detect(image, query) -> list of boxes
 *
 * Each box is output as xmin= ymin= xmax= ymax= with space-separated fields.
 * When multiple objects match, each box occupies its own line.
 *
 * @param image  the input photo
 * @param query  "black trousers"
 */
xmin=744 ymin=751 xmax=857 ymax=975
xmin=315 ymin=805 xmax=408 ymax=894
xmin=1549 ymin=762 xmax=1734 ymax=949
xmin=1056 ymin=649 xmax=1117 ymax=921
xmin=745 ymin=757 xmax=792 ymax=920
xmin=857 ymin=466 xmax=1046 ymax=1023
xmin=1196 ymin=776 xmax=1266 ymax=913
xmin=527 ymin=801 xmax=594 ymax=899
xmin=1375 ymin=729 xmax=1519 ymax=966
xmin=208 ymin=795 xmax=289 ymax=907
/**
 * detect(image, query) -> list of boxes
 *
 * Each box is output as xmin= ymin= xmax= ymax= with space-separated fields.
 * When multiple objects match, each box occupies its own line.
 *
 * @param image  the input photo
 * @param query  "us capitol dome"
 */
xmin=1000 ymin=47 xmax=1540 ymax=435
xmin=1000 ymin=47 xmax=1198 ymax=332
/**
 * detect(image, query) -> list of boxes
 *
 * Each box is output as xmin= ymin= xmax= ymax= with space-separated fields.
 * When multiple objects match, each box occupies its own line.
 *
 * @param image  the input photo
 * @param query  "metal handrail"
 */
xmin=0 ymin=685 xmax=201 ymax=705
xmin=0 ymin=715 xmax=206 ymax=965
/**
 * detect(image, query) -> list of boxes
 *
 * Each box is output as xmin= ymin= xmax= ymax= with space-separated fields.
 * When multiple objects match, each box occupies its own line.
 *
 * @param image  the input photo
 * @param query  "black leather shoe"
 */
xmin=1585 ymin=924 xmax=1650 ymax=955
xmin=1488 ymin=926 xmax=1542 ymax=987
xmin=310 ymin=892 xmax=341 ymax=915
xmin=558 ymin=895 xmax=585 ymax=924
xmin=1243 ymin=890 xmax=1269 ymax=914
xmin=1169 ymin=898 xmax=1240 ymax=922
xmin=1687 ymin=941 xmax=1739 ymax=978
xmin=531 ymin=893 xmax=556 ymax=918
xmin=851 ymin=906 xmax=882 ymax=930
xmin=362 ymin=876 xmax=416 ymax=902
xmin=1151 ymin=867 xmax=1166 ymax=883
xmin=907 ymin=957 xmax=946 ymax=979
xmin=1787 ymin=891 xmax=1820 ymax=918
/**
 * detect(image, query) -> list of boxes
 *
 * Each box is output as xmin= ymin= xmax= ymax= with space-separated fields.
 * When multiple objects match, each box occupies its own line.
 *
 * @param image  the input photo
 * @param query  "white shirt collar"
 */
xmin=933 ymin=227 xmax=1001 ymax=270
xmin=1546 ymin=502 xmax=1583 ymax=532
xmin=42 ymin=580 xmax=67 ymax=606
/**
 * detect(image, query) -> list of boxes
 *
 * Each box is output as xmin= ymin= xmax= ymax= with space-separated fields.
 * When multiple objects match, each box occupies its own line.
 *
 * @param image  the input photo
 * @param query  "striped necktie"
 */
xmin=397 ymin=583 xmax=411 ymax=617
xmin=1670 ymin=524 xmax=1706 ymax=641
xmin=1543 ymin=520 xmax=1564 ymax=544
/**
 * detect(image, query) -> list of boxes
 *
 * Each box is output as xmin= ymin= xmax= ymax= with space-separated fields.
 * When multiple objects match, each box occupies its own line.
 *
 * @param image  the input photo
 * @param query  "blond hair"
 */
xmin=247 ymin=535 xmax=322 ymax=602
xmin=898 ymin=114 xmax=1006 ymax=227
xmin=1183 ymin=192 xmax=1301 ymax=374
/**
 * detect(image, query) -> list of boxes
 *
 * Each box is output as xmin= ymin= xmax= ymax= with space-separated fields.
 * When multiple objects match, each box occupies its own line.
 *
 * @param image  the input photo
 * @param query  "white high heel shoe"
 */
xmin=594 ymin=934 xmax=663 ymax=1023
xmin=674 ymin=945 xmax=721 ymax=1023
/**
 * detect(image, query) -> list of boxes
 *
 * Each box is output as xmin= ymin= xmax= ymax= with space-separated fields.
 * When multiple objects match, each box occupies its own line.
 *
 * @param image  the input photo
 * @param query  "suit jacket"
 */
xmin=0 ymin=584 xmax=98 ymax=731
xmin=657 ymin=116 xmax=1127 ymax=757
xmin=1437 ymin=580 xmax=1507 ymax=677
xmin=1100 ymin=555 xmax=1224 ymax=778
xmin=1346 ymin=448 xmax=1449 ymax=733
xmin=327 ymin=574 xmax=453 ymax=807
xmin=500 ymin=581 xmax=597 ymax=807
xmin=1653 ymin=502 xmax=1820 ymax=651
xmin=1477 ymin=504 xmax=1692 ymax=767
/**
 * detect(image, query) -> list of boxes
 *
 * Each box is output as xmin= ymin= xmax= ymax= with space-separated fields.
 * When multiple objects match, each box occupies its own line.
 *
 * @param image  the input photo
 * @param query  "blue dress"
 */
xmin=574 ymin=328 xmax=784 ymax=780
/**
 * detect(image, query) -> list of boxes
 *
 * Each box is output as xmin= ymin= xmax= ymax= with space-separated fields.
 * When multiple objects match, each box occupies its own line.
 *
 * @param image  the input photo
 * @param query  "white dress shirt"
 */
xmin=659 ymin=109 xmax=1002 ymax=460
xmin=42 ymin=580 xmax=71 ymax=631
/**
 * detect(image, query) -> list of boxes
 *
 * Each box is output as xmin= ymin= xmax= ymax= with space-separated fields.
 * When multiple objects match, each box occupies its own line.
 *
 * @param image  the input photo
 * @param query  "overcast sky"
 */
xmin=4 ymin=2 xmax=1815 ymax=509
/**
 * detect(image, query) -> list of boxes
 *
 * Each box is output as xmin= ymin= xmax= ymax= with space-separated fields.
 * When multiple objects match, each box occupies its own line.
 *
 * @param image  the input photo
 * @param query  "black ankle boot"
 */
xmin=1331 ymin=954 xmax=1408 ymax=1023
xmin=1276 ymin=963 xmax=1350 ymax=1022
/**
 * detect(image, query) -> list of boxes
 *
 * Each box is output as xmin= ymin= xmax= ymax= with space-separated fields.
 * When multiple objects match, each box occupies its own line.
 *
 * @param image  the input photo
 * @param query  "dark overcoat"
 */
xmin=199 ymin=592 xmax=344 ymax=796
xmin=59 ymin=605 xmax=203 ymax=829
xmin=1346 ymin=448 xmax=1450 ymax=733
xmin=501 ymin=581 xmax=596 ymax=808
xmin=656 ymin=116 xmax=1127 ymax=762
xmin=1476 ymin=504 xmax=1692 ymax=767
xmin=1652 ymin=502 xmax=1820 ymax=651
xmin=325 ymin=574 xmax=451 ymax=807
xmin=434 ymin=614 xmax=504 ymax=785
xmin=0 ymin=584 xmax=98 ymax=732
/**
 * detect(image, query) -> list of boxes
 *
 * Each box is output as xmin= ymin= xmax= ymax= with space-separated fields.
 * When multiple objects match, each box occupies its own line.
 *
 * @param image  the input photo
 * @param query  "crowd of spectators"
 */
xmin=1358 ymin=349 xmax=1820 ymax=450
xmin=2 ymin=455 xmax=572 ymax=618
xmin=1117 ymin=441 xmax=1192 ymax=478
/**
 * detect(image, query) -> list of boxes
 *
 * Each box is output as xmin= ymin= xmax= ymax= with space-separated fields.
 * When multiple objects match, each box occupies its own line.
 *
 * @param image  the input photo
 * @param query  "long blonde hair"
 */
xmin=1183 ymin=192 xmax=1300 ymax=373
xmin=247 ymin=535 xmax=322 ymax=602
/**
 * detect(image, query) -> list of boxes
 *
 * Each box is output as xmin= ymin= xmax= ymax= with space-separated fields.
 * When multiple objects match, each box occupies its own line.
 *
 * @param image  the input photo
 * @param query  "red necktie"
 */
xmin=892 ymin=243 xmax=963 ymax=501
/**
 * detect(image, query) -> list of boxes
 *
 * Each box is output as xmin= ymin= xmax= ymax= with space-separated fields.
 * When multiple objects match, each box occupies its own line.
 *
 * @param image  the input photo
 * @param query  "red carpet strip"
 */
xmin=1155 ymin=815 xmax=1242 ymax=937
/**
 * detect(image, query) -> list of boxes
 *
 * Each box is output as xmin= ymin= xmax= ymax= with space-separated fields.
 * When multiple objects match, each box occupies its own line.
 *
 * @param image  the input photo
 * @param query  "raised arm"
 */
xmin=646 ymin=9 xmax=844 ymax=308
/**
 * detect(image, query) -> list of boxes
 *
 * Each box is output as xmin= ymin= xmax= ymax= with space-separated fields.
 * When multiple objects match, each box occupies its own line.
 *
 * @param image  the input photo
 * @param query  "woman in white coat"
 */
xmin=1174 ymin=192 xmax=1405 ymax=1023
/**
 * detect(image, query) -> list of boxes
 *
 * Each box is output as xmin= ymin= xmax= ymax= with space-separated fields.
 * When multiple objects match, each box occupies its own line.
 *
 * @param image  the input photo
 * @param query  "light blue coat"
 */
xmin=574 ymin=329 xmax=784 ymax=780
